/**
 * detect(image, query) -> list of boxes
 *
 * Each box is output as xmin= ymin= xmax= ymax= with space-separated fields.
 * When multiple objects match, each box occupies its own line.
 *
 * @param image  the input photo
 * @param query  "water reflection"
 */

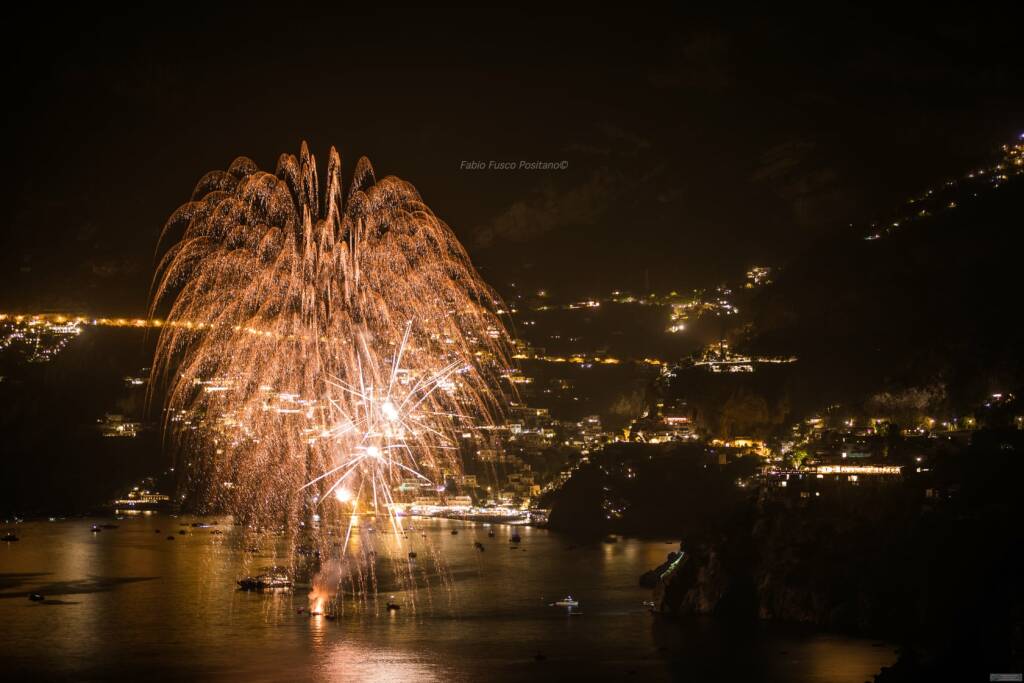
xmin=0 ymin=574 xmax=157 ymax=599
xmin=0 ymin=515 xmax=897 ymax=681
xmin=317 ymin=640 xmax=447 ymax=682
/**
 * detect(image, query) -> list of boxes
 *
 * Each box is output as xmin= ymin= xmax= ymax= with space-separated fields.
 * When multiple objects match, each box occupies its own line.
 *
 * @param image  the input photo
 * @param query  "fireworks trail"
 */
xmin=150 ymin=143 xmax=512 ymax=609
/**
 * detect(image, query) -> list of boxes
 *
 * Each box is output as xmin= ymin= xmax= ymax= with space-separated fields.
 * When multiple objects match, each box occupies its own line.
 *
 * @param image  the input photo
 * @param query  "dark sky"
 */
xmin=2 ymin=5 xmax=1022 ymax=313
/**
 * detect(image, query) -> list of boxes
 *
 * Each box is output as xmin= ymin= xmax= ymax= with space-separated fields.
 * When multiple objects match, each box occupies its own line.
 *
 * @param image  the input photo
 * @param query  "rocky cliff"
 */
xmin=644 ymin=446 xmax=1024 ymax=679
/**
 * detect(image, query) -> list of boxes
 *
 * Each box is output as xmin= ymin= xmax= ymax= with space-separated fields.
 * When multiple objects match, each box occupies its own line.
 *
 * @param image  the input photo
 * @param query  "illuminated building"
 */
xmin=99 ymin=414 xmax=141 ymax=438
xmin=629 ymin=400 xmax=698 ymax=443
xmin=112 ymin=486 xmax=171 ymax=509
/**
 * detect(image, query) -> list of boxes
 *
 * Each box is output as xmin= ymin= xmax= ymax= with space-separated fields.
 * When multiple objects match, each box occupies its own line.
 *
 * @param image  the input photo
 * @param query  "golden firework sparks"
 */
xmin=151 ymin=144 xmax=512 ymax=558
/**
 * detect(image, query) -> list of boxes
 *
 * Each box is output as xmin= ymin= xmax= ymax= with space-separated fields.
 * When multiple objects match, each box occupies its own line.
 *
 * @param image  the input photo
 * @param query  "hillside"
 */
xmin=746 ymin=152 xmax=1024 ymax=417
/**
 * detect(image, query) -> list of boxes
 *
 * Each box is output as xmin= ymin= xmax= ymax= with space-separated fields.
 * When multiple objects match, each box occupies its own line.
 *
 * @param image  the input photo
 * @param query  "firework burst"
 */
xmin=151 ymin=144 xmax=511 ymax=555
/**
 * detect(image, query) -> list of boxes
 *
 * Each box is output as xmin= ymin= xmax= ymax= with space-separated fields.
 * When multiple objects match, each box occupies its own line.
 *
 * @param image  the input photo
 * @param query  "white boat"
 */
xmin=550 ymin=595 xmax=579 ymax=607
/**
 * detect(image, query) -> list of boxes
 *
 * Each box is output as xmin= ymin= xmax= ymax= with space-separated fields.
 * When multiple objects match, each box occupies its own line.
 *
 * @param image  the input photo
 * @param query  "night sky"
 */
xmin=2 ymin=5 xmax=1022 ymax=312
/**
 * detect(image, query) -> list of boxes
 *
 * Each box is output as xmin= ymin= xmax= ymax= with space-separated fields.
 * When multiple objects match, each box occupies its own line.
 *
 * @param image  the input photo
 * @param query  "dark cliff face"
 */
xmin=653 ymin=548 xmax=746 ymax=618
xmin=653 ymin=494 xmax=912 ymax=632
xmin=647 ymin=445 xmax=1024 ymax=678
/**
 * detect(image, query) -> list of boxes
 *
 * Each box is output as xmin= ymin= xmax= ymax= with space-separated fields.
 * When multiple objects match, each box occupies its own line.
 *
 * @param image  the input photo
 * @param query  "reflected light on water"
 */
xmin=317 ymin=641 xmax=445 ymax=683
xmin=0 ymin=515 xmax=896 ymax=681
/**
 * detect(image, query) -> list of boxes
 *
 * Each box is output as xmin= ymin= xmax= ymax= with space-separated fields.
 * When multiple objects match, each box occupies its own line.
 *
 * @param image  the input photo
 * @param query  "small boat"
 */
xmin=487 ymin=530 xmax=495 ymax=538
xmin=549 ymin=595 xmax=579 ymax=608
xmin=28 ymin=593 xmax=45 ymax=602
xmin=90 ymin=525 xmax=102 ymax=533
xmin=2 ymin=532 xmax=18 ymax=542
xmin=510 ymin=532 xmax=521 ymax=543
xmin=450 ymin=529 xmax=458 ymax=535
xmin=237 ymin=570 xmax=292 ymax=591
xmin=178 ymin=530 xmax=187 ymax=535
xmin=154 ymin=529 xmax=161 ymax=533
xmin=642 ymin=600 xmax=656 ymax=610
xmin=386 ymin=602 xmax=401 ymax=611
xmin=166 ymin=535 xmax=175 ymax=540
xmin=408 ymin=551 xmax=417 ymax=559
xmin=474 ymin=542 xmax=485 ymax=551
xmin=210 ymin=529 xmax=224 ymax=535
